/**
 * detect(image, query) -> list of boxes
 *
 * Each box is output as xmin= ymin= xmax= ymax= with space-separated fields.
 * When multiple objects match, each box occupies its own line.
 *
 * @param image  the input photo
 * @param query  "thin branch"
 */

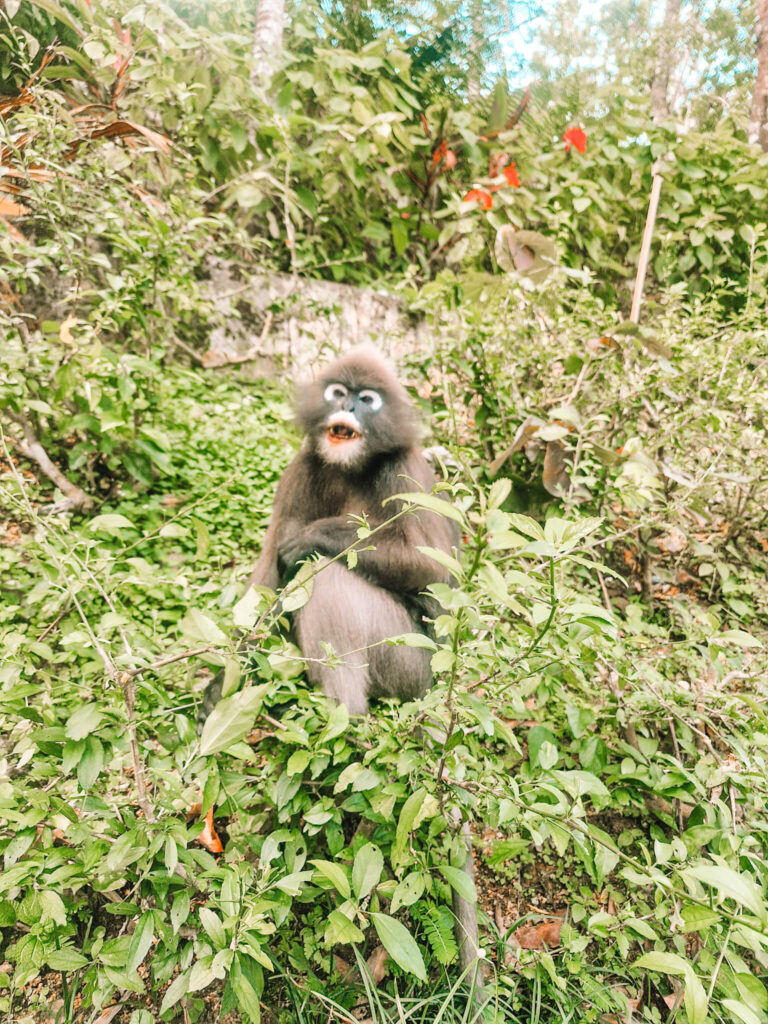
xmin=2 ymin=410 xmax=94 ymax=510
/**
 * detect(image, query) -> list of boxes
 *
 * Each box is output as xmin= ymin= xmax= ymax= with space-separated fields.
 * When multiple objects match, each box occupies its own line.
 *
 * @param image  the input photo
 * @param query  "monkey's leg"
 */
xmin=293 ymin=562 xmax=430 ymax=714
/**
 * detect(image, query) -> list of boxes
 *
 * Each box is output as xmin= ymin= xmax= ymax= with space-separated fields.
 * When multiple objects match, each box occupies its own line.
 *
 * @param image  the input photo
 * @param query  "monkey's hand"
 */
xmin=277 ymin=518 xmax=356 ymax=573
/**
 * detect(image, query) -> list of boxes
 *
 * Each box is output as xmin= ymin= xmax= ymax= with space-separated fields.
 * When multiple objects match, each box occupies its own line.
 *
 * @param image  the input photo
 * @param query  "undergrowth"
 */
xmin=1 ymin=289 xmax=767 ymax=1024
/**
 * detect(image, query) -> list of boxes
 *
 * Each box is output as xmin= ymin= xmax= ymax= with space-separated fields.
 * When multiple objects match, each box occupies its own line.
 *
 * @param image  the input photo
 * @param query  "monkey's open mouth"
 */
xmin=327 ymin=423 xmax=361 ymax=444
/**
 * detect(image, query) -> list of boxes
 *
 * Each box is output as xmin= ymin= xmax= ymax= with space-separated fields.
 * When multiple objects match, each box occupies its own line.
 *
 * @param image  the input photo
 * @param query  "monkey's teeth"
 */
xmin=328 ymin=424 xmax=360 ymax=442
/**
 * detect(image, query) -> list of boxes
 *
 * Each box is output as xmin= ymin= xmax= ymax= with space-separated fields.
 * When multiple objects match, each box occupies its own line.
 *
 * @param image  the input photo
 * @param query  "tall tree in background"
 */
xmin=749 ymin=0 xmax=768 ymax=148
xmin=466 ymin=0 xmax=483 ymax=100
xmin=650 ymin=0 xmax=682 ymax=121
xmin=251 ymin=0 xmax=285 ymax=85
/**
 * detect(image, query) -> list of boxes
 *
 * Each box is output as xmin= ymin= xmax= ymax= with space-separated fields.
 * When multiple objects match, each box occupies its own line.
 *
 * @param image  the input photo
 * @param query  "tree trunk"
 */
xmin=466 ymin=0 xmax=483 ymax=103
xmin=749 ymin=0 xmax=768 ymax=148
xmin=650 ymin=0 xmax=682 ymax=122
xmin=251 ymin=0 xmax=285 ymax=87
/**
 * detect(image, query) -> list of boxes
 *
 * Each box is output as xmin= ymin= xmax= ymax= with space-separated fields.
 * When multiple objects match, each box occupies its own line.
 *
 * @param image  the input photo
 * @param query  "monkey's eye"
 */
xmin=358 ymin=389 xmax=382 ymax=411
xmin=324 ymin=383 xmax=347 ymax=403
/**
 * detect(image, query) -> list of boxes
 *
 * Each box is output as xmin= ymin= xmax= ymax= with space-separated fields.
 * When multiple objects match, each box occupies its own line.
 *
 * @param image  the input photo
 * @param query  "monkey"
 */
xmin=242 ymin=344 xmax=460 ymax=715
xmin=196 ymin=349 xmax=484 ymax=985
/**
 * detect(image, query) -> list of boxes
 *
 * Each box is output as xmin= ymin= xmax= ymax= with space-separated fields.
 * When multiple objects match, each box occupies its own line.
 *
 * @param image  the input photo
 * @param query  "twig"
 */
xmin=596 ymin=570 xmax=612 ymax=612
xmin=118 ymin=670 xmax=155 ymax=823
xmin=166 ymin=334 xmax=205 ymax=364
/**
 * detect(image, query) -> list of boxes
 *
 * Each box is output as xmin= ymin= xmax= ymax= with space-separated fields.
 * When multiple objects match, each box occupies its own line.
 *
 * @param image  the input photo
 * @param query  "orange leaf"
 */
xmin=502 ymin=163 xmax=520 ymax=187
xmin=198 ymin=807 xmax=224 ymax=854
xmin=563 ymin=126 xmax=587 ymax=154
xmin=463 ymin=189 xmax=492 ymax=210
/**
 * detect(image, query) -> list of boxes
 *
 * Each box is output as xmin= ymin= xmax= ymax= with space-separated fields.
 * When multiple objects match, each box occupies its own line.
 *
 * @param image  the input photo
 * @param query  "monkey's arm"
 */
xmin=277 ymin=515 xmax=454 ymax=594
xmin=245 ymin=519 xmax=280 ymax=591
xmin=246 ymin=457 xmax=312 ymax=592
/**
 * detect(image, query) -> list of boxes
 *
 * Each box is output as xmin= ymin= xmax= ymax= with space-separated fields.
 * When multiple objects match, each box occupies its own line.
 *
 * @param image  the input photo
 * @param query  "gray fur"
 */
xmin=293 ymin=561 xmax=432 ymax=714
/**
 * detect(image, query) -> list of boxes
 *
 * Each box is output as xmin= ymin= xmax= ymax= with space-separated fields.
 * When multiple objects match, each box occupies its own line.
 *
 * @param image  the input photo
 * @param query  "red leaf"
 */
xmin=502 ymin=163 xmax=520 ymax=187
xmin=463 ymin=189 xmax=493 ymax=210
xmin=563 ymin=126 xmax=587 ymax=154
xmin=444 ymin=149 xmax=457 ymax=169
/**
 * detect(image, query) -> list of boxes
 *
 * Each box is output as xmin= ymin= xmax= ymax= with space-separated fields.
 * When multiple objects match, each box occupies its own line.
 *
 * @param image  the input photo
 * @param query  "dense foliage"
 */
xmin=1 ymin=1 xmax=767 ymax=1023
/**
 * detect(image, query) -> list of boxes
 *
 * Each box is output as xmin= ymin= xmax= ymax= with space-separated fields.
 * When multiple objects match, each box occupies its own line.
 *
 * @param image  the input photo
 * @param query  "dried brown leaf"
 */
xmin=512 ymin=917 xmax=563 ymax=949
xmin=542 ymin=440 xmax=571 ymax=496
xmin=366 ymin=945 xmax=389 ymax=985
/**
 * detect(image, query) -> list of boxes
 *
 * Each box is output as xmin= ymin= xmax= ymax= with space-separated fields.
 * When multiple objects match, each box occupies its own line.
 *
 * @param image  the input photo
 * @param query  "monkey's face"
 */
xmin=317 ymin=381 xmax=383 ymax=468
xmin=296 ymin=346 xmax=421 ymax=470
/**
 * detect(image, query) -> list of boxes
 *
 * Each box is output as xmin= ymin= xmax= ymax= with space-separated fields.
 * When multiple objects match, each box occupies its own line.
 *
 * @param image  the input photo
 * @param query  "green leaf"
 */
xmin=390 ymin=872 xmax=425 ymax=913
xmin=416 ymin=545 xmax=462 ymax=578
xmin=680 ymin=904 xmax=719 ymax=932
xmin=126 ymin=912 xmax=154 ymax=973
xmin=171 ymin=892 xmax=190 ymax=933
xmin=352 ymin=844 xmax=384 ymax=900
xmin=82 ymin=39 xmax=106 ymax=61
xmin=199 ymin=907 xmax=227 ymax=948
xmin=65 ymin=703 xmax=103 ymax=741
xmin=422 ymin=904 xmax=458 ymax=964
xmin=684 ymin=863 xmax=767 ymax=922
xmin=488 ymin=478 xmax=512 ymax=509
xmin=46 ymin=948 xmax=88 ymax=971
xmin=386 ymin=491 xmax=467 ymax=527
xmin=713 ymin=630 xmax=762 ymax=648
xmin=181 ymin=608 xmax=227 ymax=645
xmin=635 ymin=951 xmax=708 ymax=1024
xmin=231 ymin=953 xmax=262 ymax=1024
xmin=272 ymin=870 xmax=312 ymax=896
xmin=739 ymin=223 xmax=757 ymax=245
xmin=232 ymin=587 xmax=264 ymax=628
xmin=311 ymin=860 xmax=351 ymax=898
xmin=721 ymin=999 xmax=762 ymax=1024
xmin=188 ymin=955 xmax=218 ymax=993
xmin=388 ymin=631 xmax=438 ymax=650
xmin=439 ymin=865 xmax=476 ymax=903
xmin=370 ymin=912 xmax=426 ymax=981
xmin=199 ymin=684 xmax=269 ymax=755
xmin=325 ymin=908 xmax=365 ymax=945
xmin=77 ymin=735 xmax=104 ymax=790
xmin=40 ymin=890 xmax=67 ymax=926
xmin=392 ymin=787 xmax=427 ymax=868
xmin=319 ymin=702 xmax=349 ymax=743
xmin=391 ymin=217 xmax=408 ymax=256
xmin=88 ymin=513 xmax=134 ymax=535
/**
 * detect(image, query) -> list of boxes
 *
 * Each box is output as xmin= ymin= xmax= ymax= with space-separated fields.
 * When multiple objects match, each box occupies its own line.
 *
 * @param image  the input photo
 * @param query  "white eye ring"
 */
xmin=324 ymin=383 xmax=347 ymax=403
xmin=358 ymin=389 xmax=382 ymax=411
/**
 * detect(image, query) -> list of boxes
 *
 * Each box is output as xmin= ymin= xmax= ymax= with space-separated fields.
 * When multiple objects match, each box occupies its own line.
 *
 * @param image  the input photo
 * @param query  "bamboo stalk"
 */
xmin=630 ymin=161 xmax=664 ymax=323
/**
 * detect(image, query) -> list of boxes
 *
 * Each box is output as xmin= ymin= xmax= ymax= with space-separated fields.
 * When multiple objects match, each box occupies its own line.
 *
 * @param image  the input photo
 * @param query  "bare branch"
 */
xmin=2 ymin=409 xmax=94 ymax=510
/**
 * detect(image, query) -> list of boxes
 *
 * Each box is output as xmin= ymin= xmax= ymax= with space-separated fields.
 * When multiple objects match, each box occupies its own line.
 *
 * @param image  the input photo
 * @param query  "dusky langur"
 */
xmin=240 ymin=344 xmax=459 ymax=715
xmin=198 ymin=348 xmax=481 ymax=984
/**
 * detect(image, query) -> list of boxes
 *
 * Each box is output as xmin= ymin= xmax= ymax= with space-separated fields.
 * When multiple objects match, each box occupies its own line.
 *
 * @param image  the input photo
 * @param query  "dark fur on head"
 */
xmin=296 ymin=345 xmax=421 ymax=468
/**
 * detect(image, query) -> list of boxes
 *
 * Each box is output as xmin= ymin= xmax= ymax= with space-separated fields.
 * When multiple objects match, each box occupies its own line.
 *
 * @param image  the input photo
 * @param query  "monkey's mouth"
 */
xmin=327 ymin=423 xmax=361 ymax=444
